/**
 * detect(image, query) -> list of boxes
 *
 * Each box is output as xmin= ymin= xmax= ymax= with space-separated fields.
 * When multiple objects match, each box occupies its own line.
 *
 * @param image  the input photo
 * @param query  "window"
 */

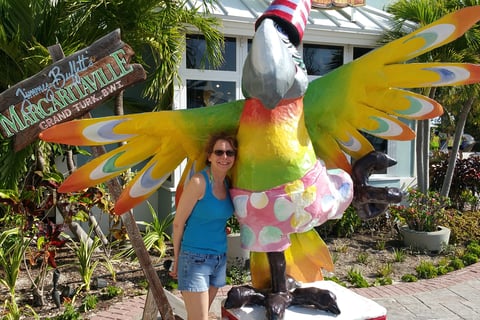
xmin=186 ymin=80 xmax=236 ymax=108
xmin=186 ymin=35 xmax=236 ymax=71
xmin=303 ymin=44 xmax=343 ymax=76
xmin=353 ymin=47 xmax=373 ymax=60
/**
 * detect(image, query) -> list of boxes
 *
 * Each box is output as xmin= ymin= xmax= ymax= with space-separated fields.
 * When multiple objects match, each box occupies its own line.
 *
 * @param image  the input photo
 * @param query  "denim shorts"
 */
xmin=177 ymin=250 xmax=227 ymax=292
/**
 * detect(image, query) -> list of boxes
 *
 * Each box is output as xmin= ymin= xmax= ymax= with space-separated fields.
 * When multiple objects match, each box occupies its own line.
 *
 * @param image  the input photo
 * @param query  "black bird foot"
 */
xmin=224 ymin=284 xmax=342 ymax=319
xmin=352 ymin=151 xmax=404 ymax=219
xmin=265 ymin=292 xmax=293 ymax=320
xmin=292 ymin=287 xmax=340 ymax=315
xmin=224 ymin=286 xmax=294 ymax=320
xmin=224 ymin=285 xmax=266 ymax=309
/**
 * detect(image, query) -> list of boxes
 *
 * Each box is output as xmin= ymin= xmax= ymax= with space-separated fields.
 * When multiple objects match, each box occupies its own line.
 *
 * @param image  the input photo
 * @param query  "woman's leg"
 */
xmin=208 ymin=286 xmax=219 ymax=308
xmin=182 ymin=291 xmax=209 ymax=320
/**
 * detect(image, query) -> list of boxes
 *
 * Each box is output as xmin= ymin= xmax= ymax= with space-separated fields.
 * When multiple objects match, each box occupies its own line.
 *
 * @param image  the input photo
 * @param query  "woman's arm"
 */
xmin=170 ymin=173 xmax=205 ymax=277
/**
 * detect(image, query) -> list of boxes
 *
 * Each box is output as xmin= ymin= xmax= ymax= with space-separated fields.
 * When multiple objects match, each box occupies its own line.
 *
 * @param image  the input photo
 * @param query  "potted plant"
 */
xmin=226 ymin=215 xmax=249 ymax=268
xmin=389 ymin=189 xmax=453 ymax=252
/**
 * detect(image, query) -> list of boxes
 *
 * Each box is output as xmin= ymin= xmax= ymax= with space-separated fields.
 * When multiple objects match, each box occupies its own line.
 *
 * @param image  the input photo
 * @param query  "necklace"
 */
xmin=208 ymin=168 xmax=214 ymax=184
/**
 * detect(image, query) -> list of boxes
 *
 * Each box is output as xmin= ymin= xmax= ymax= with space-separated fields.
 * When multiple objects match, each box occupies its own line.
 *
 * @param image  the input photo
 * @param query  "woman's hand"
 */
xmin=169 ymin=260 xmax=178 ymax=279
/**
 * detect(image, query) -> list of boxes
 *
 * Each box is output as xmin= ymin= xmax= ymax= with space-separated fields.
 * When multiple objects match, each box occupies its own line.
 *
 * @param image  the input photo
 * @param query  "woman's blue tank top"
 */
xmin=181 ymin=169 xmax=234 ymax=254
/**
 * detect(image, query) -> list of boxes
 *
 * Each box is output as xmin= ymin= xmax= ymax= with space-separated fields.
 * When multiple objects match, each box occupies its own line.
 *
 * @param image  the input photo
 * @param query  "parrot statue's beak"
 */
xmin=242 ymin=18 xmax=302 ymax=109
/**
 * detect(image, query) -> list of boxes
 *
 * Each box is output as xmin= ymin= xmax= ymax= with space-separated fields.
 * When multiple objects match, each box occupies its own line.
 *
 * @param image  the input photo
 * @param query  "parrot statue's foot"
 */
xmin=265 ymin=291 xmax=293 ymax=320
xmin=223 ymin=285 xmax=266 ymax=309
xmin=352 ymin=151 xmax=404 ymax=220
xmin=224 ymin=282 xmax=341 ymax=319
xmin=291 ymin=287 xmax=340 ymax=315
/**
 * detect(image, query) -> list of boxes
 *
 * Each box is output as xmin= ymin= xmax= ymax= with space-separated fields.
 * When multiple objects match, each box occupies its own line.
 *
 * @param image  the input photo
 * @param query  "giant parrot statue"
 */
xmin=40 ymin=1 xmax=480 ymax=319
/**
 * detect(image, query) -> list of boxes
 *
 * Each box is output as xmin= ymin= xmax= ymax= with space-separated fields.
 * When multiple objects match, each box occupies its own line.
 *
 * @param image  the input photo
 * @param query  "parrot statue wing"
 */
xmin=39 ymin=100 xmax=244 ymax=214
xmin=304 ymin=5 xmax=480 ymax=173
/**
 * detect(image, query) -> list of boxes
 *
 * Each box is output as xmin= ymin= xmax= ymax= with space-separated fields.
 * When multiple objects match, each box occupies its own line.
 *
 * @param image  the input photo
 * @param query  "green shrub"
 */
xmin=436 ymin=265 xmax=450 ymax=275
xmin=375 ymin=240 xmax=386 ymax=250
xmin=346 ymin=268 xmax=369 ymax=288
xmin=415 ymin=261 xmax=438 ymax=279
xmin=376 ymin=263 xmax=393 ymax=278
xmin=226 ymin=265 xmax=249 ymax=285
xmin=103 ymin=285 xmax=123 ymax=299
xmin=462 ymin=253 xmax=478 ymax=266
xmin=449 ymin=258 xmax=465 ymax=270
xmin=401 ymin=274 xmax=418 ymax=282
xmin=466 ymin=241 xmax=480 ymax=256
xmin=49 ymin=303 xmax=81 ymax=320
xmin=375 ymin=277 xmax=393 ymax=286
xmin=356 ymin=252 xmax=369 ymax=264
xmin=444 ymin=211 xmax=480 ymax=244
xmin=80 ymin=294 xmax=98 ymax=312
xmin=430 ymin=154 xmax=480 ymax=211
xmin=392 ymin=248 xmax=406 ymax=262
xmin=316 ymin=205 xmax=362 ymax=238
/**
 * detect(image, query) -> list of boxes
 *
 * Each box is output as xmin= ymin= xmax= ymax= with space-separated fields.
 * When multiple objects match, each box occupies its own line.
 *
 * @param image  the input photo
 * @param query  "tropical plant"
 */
xmin=0 ymin=1 xmax=224 ymax=318
xmin=0 ymin=228 xmax=33 ymax=319
xmin=392 ymin=248 xmax=406 ymax=262
xmin=415 ymin=260 xmax=438 ymax=279
xmin=430 ymin=153 xmax=480 ymax=210
xmin=226 ymin=264 xmax=250 ymax=285
xmin=346 ymin=268 xmax=369 ymax=288
xmin=68 ymin=230 xmax=115 ymax=292
xmin=74 ymin=234 xmax=100 ymax=291
xmin=136 ymin=203 xmax=174 ymax=259
xmin=26 ymin=221 xmax=68 ymax=306
xmin=52 ymin=302 xmax=81 ymax=320
xmin=389 ymin=189 xmax=452 ymax=232
xmin=80 ymin=294 xmax=98 ymax=312
xmin=103 ymin=285 xmax=123 ymax=299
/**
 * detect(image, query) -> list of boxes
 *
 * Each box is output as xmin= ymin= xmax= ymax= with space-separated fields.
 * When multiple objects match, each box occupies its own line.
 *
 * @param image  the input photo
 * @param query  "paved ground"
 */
xmin=89 ymin=262 xmax=480 ymax=320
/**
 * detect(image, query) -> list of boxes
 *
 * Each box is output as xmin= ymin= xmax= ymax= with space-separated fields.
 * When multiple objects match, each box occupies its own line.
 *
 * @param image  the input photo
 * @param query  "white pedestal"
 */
xmin=221 ymin=280 xmax=387 ymax=320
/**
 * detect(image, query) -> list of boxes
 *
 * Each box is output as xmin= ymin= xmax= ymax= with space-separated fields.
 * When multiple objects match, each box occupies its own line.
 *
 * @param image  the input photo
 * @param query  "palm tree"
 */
xmin=0 ymin=0 xmax=225 ymax=182
xmin=381 ymin=0 xmax=480 ymax=196
xmin=62 ymin=0 xmax=224 ymax=107
xmin=0 ymin=0 xmax=225 ymax=317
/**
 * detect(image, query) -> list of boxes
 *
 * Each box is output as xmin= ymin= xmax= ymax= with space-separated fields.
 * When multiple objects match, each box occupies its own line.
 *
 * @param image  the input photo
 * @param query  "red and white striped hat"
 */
xmin=255 ymin=0 xmax=312 ymax=46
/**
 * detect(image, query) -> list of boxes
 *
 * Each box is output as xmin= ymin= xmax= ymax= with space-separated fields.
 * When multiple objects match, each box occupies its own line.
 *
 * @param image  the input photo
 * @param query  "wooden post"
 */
xmin=47 ymin=44 xmax=177 ymax=320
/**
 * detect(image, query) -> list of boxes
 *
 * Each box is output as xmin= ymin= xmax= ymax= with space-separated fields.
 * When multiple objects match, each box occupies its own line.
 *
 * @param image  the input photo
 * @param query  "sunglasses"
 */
xmin=213 ymin=149 xmax=236 ymax=157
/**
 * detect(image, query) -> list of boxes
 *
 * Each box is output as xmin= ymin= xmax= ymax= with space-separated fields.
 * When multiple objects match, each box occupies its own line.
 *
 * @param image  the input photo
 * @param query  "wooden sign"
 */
xmin=0 ymin=29 xmax=146 ymax=151
xmin=312 ymin=0 xmax=366 ymax=8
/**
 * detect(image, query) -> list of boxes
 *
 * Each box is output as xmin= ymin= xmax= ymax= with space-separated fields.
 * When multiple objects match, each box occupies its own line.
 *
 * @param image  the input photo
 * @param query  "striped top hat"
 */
xmin=255 ymin=0 xmax=312 ymax=46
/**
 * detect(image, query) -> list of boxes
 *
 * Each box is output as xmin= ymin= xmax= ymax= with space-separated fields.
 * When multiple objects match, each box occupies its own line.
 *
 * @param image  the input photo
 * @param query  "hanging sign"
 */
xmin=0 ymin=29 xmax=146 ymax=151
xmin=312 ymin=0 xmax=366 ymax=8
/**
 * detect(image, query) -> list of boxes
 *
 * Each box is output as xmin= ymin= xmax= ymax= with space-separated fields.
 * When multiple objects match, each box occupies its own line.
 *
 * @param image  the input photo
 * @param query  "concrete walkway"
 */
xmin=88 ymin=262 xmax=480 ymax=320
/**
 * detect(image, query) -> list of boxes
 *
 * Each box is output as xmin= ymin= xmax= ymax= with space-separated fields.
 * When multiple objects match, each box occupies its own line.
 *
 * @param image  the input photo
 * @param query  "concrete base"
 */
xmin=221 ymin=280 xmax=387 ymax=320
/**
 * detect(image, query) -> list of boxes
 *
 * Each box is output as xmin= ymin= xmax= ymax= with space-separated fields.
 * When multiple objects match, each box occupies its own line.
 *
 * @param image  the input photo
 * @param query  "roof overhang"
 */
xmin=189 ymin=0 xmax=396 ymax=46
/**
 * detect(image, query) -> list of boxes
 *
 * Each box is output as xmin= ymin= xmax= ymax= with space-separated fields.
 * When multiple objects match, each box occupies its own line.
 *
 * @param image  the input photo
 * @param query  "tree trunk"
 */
xmin=416 ymin=88 xmax=436 ymax=193
xmin=114 ymin=90 xmax=125 ymax=116
xmin=440 ymin=96 xmax=476 ymax=197
xmin=89 ymin=213 xmax=109 ymax=247
xmin=65 ymin=150 xmax=75 ymax=174
xmin=415 ymin=120 xmax=425 ymax=192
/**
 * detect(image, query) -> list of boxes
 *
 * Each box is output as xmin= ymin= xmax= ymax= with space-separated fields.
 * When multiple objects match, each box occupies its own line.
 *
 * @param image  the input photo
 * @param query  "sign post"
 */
xmin=0 ymin=30 xmax=176 ymax=319
xmin=0 ymin=29 xmax=145 ymax=151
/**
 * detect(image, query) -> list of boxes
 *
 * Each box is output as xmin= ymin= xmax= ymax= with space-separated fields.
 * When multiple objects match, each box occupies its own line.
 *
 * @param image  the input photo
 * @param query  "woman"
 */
xmin=171 ymin=132 xmax=237 ymax=320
